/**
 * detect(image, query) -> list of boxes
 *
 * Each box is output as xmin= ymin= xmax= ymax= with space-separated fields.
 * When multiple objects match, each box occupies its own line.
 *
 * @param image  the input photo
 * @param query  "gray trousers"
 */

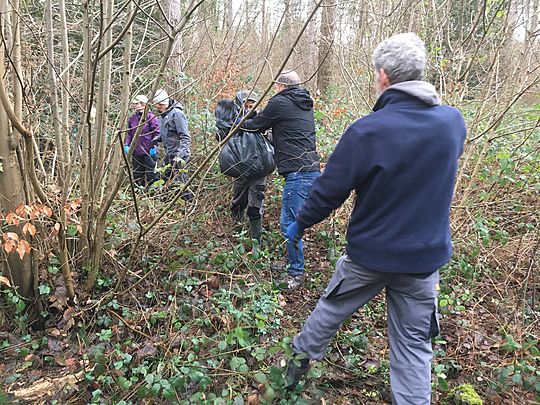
xmin=293 ymin=255 xmax=440 ymax=405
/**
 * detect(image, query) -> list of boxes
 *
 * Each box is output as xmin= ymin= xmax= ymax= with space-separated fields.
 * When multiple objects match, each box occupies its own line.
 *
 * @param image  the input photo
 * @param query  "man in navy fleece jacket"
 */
xmin=284 ymin=33 xmax=466 ymax=404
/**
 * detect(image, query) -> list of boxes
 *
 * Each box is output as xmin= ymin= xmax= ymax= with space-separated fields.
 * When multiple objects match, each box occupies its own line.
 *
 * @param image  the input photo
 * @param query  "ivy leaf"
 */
xmin=117 ymin=376 xmax=132 ymax=390
xmin=218 ymin=341 xmax=227 ymax=351
xmin=38 ymin=284 xmax=51 ymax=295
xmin=229 ymin=356 xmax=246 ymax=371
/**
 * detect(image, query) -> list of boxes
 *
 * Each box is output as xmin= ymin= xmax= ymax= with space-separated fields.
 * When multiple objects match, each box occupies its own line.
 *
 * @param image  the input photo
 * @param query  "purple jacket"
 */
xmin=126 ymin=111 xmax=159 ymax=155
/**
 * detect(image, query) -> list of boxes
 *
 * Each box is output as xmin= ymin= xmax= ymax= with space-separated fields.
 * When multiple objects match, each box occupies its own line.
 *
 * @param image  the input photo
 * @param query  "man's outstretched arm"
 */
xmin=295 ymin=126 xmax=369 ymax=232
xmin=242 ymin=97 xmax=280 ymax=133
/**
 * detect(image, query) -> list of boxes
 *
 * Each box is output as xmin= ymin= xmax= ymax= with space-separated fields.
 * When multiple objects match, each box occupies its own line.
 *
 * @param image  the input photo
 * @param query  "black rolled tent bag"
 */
xmin=218 ymin=130 xmax=276 ymax=181
xmin=214 ymin=98 xmax=275 ymax=181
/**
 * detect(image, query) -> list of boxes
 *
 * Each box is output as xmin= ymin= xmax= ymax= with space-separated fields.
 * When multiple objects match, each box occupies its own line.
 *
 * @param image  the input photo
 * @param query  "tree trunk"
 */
xmin=46 ymin=0 xmax=66 ymax=185
xmin=78 ymin=0 xmax=93 ymax=271
xmin=84 ymin=0 xmax=135 ymax=291
xmin=317 ymin=0 xmax=336 ymax=96
xmin=93 ymin=0 xmax=114 ymax=194
xmin=58 ymin=0 xmax=71 ymax=178
xmin=224 ymin=0 xmax=233 ymax=31
xmin=163 ymin=0 xmax=183 ymax=74
xmin=0 ymin=6 xmax=33 ymax=298
xmin=282 ymin=0 xmax=292 ymax=45
xmin=261 ymin=0 xmax=268 ymax=51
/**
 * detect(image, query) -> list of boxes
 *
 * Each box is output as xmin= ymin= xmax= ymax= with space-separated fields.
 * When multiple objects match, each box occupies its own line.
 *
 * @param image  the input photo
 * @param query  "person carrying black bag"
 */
xmin=242 ymin=71 xmax=321 ymax=290
xmin=215 ymin=91 xmax=274 ymax=252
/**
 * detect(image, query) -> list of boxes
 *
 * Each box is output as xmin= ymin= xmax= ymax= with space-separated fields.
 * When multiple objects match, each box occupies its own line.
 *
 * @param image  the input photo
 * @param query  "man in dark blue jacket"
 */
xmin=284 ymin=33 xmax=467 ymax=404
xmin=243 ymin=71 xmax=320 ymax=289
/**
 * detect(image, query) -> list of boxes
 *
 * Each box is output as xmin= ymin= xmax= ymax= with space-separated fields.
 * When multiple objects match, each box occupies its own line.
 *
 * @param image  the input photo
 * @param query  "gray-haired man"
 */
xmin=242 ymin=70 xmax=321 ymax=289
xmin=284 ymin=33 xmax=467 ymax=404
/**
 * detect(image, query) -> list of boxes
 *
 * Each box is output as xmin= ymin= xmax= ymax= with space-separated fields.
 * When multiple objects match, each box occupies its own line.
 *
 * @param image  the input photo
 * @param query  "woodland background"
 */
xmin=0 ymin=0 xmax=539 ymax=403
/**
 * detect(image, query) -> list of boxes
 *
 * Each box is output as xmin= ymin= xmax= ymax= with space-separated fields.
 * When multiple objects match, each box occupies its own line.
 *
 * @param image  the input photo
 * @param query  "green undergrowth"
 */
xmin=1 ymin=102 xmax=539 ymax=404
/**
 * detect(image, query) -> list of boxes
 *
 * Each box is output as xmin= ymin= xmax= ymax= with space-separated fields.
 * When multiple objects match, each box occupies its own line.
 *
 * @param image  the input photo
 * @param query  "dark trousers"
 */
xmin=163 ymin=155 xmax=193 ymax=201
xmin=231 ymin=176 xmax=266 ymax=221
xmin=132 ymin=154 xmax=157 ymax=187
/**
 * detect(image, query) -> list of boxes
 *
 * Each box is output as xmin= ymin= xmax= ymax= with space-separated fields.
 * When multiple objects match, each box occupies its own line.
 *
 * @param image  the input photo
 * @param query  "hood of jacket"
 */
xmin=383 ymin=80 xmax=441 ymax=106
xmin=166 ymin=99 xmax=184 ymax=114
xmin=278 ymin=86 xmax=313 ymax=110
xmin=234 ymin=90 xmax=258 ymax=109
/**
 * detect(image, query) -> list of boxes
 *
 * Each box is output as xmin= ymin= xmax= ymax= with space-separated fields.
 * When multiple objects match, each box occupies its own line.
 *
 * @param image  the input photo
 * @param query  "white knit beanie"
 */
xmin=153 ymin=89 xmax=169 ymax=105
xmin=131 ymin=94 xmax=149 ymax=104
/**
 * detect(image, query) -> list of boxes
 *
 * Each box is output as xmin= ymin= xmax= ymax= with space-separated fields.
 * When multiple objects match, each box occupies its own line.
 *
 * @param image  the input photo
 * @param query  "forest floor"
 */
xmin=1 ymin=142 xmax=539 ymax=404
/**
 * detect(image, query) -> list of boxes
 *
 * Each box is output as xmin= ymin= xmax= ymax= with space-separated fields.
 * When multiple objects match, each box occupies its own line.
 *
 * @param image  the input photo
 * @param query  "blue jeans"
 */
xmin=280 ymin=171 xmax=320 ymax=276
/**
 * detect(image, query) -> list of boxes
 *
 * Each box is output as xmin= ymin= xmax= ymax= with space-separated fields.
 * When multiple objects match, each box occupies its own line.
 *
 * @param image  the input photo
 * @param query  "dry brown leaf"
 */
xmin=0 ymin=275 xmax=11 ymax=287
xmin=47 ymin=328 xmax=62 ymax=337
xmin=19 ymin=239 xmax=31 ymax=254
xmin=52 ymin=222 xmax=61 ymax=236
xmin=22 ymin=222 xmax=37 ymax=237
xmin=137 ymin=342 xmax=158 ymax=358
xmin=43 ymin=206 xmax=53 ymax=217
xmin=65 ymin=357 xmax=80 ymax=369
xmin=4 ymin=239 xmax=17 ymax=254
xmin=61 ymin=307 xmax=75 ymax=332
xmin=206 ymin=276 xmax=220 ymax=289
xmin=16 ymin=242 xmax=27 ymax=260
xmin=15 ymin=205 xmax=26 ymax=217
xmin=49 ymin=283 xmax=68 ymax=311
xmin=5 ymin=212 xmax=14 ymax=224
xmin=6 ymin=232 xmax=19 ymax=241
xmin=24 ymin=353 xmax=36 ymax=362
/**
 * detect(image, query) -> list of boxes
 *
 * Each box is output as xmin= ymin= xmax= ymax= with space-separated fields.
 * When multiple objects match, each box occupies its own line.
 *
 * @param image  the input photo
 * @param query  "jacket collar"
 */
xmin=373 ymin=90 xmax=408 ymax=111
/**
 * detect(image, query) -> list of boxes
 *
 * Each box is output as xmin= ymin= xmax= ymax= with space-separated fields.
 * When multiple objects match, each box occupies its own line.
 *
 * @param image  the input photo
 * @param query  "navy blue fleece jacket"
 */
xmin=296 ymin=81 xmax=467 ymax=273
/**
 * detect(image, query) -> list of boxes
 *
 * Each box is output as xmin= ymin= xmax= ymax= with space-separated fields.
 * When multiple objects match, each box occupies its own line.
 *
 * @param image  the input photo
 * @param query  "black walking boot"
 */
xmin=249 ymin=217 xmax=262 ymax=254
xmin=285 ymin=356 xmax=310 ymax=390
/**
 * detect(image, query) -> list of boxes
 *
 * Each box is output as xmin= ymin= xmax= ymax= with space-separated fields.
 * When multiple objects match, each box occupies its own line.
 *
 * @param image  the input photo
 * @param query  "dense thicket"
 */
xmin=0 ymin=0 xmax=538 ymax=403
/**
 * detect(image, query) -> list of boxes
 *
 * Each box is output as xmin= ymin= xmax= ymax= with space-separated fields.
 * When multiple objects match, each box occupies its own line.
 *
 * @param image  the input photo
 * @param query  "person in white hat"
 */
xmin=153 ymin=89 xmax=193 ymax=200
xmin=125 ymin=95 xmax=159 ymax=187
